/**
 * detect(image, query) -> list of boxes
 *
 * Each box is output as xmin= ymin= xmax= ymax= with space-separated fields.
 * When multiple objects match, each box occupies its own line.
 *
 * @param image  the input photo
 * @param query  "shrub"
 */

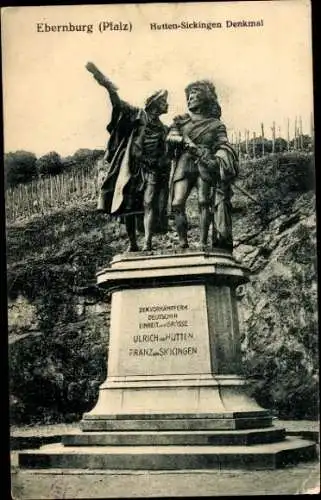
xmin=5 ymin=151 xmax=38 ymax=187
xmin=61 ymin=149 xmax=104 ymax=174
xmin=241 ymin=152 xmax=315 ymax=225
xmin=9 ymin=318 xmax=107 ymax=424
xmin=7 ymin=207 xmax=113 ymax=424
xmin=9 ymin=263 xmax=108 ymax=424
xmin=36 ymin=151 xmax=63 ymax=177
xmin=73 ymin=148 xmax=104 ymax=166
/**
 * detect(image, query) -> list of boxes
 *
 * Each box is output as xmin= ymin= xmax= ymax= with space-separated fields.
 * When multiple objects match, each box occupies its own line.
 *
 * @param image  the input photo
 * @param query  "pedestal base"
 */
xmin=81 ymin=374 xmax=272 ymax=430
xmin=19 ymin=436 xmax=317 ymax=470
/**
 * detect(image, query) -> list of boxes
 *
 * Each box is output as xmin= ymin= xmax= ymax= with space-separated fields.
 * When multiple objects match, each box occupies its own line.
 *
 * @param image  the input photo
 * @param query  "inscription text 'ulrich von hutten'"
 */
xmin=133 ymin=333 xmax=194 ymax=343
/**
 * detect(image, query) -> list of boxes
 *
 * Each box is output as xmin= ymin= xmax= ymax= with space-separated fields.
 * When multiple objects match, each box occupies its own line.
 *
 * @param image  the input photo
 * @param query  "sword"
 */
xmin=167 ymin=158 xmax=178 ymax=214
xmin=232 ymin=183 xmax=259 ymax=204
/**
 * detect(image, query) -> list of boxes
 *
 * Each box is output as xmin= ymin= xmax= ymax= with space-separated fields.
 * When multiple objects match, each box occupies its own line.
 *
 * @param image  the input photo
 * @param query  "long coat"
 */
xmin=97 ymin=100 xmax=146 ymax=216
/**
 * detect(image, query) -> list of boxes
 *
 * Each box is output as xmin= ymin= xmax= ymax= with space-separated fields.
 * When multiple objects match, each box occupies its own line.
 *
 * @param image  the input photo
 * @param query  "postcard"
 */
xmin=2 ymin=1 xmax=318 ymax=498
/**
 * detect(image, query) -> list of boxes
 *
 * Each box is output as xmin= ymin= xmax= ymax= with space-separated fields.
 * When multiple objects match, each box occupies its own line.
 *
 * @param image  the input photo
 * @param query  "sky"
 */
xmin=1 ymin=1 xmax=313 ymax=157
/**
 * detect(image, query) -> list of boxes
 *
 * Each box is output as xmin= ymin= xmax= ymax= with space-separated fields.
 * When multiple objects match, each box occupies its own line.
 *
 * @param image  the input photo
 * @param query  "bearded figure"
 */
xmin=166 ymin=80 xmax=239 ymax=252
xmin=87 ymin=62 xmax=170 ymax=251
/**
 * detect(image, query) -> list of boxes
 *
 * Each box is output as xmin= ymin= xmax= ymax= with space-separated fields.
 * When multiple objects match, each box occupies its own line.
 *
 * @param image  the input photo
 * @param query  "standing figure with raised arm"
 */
xmin=166 ymin=80 xmax=239 ymax=252
xmin=86 ymin=62 xmax=170 ymax=251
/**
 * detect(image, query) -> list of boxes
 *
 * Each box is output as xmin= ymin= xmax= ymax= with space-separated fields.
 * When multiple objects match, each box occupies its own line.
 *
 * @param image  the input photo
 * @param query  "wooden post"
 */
xmin=11 ymin=189 xmax=15 ymax=222
xmin=76 ymin=172 xmax=80 ymax=199
xmin=261 ymin=123 xmax=265 ymax=156
xmin=92 ymin=168 xmax=95 ymax=198
xmin=39 ymin=179 xmax=43 ymax=213
xmin=33 ymin=180 xmax=37 ymax=214
xmin=252 ymin=132 xmax=256 ymax=158
xmin=59 ymin=174 xmax=62 ymax=195
xmin=50 ymin=177 xmax=53 ymax=209
xmin=24 ymin=184 xmax=29 ymax=217
xmin=311 ymin=111 xmax=314 ymax=147
xmin=60 ymin=174 xmax=64 ymax=205
xmin=294 ymin=116 xmax=297 ymax=150
xmin=65 ymin=173 xmax=69 ymax=204
xmin=287 ymin=118 xmax=290 ymax=151
xmin=14 ymin=188 xmax=18 ymax=221
xmin=271 ymin=122 xmax=275 ymax=154
xmin=244 ymin=129 xmax=248 ymax=156
xmin=32 ymin=181 xmax=35 ymax=214
xmin=18 ymin=185 xmax=22 ymax=216
xmin=299 ymin=116 xmax=303 ymax=149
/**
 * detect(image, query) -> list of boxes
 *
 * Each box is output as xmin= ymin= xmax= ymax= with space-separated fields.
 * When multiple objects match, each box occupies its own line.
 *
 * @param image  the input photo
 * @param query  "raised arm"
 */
xmin=85 ymin=62 xmax=120 ymax=108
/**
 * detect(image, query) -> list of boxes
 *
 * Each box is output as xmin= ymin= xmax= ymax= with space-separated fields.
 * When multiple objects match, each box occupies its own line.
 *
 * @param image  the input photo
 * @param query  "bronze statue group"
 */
xmin=86 ymin=62 xmax=239 ymax=253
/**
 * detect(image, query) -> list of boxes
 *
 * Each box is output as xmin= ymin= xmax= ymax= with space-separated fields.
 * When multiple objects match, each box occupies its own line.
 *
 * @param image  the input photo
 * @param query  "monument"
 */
xmin=19 ymin=77 xmax=316 ymax=471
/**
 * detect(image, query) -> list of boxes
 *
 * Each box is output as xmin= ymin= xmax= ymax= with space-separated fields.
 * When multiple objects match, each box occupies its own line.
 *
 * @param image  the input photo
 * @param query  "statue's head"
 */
xmin=145 ymin=90 xmax=169 ymax=115
xmin=185 ymin=80 xmax=221 ymax=118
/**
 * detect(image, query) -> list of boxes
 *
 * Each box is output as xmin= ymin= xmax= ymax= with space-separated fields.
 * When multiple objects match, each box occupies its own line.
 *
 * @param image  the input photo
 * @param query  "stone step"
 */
xmin=19 ymin=437 xmax=317 ymax=470
xmin=62 ymin=427 xmax=286 ymax=447
xmin=82 ymin=410 xmax=271 ymax=419
xmin=81 ymin=416 xmax=273 ymax=431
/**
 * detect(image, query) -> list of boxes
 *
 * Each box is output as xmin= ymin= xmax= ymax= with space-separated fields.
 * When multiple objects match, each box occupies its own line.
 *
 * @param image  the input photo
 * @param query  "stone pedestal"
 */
xmin=19 ymin=251 xmax=317 ymax=471
xmin=82 ymin=251 xmax=269 ymax=430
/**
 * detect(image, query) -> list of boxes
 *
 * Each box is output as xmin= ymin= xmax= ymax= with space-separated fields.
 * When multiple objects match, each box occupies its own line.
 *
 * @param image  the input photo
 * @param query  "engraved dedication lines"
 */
xmin=116 ymin=286 xmax=211 ymax=375
xmin=131 ymin=303 xmax=195 ymax=358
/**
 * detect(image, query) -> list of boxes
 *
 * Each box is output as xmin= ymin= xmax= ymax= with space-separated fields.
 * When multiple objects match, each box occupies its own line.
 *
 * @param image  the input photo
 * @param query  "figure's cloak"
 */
xmin=97 ymin=100 xmax=146 ymax=216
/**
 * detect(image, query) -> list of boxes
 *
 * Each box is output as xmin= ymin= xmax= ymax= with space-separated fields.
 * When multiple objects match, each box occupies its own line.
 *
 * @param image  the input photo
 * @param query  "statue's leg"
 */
xmin=125 ymin=214 xmax=139 ymax=252
xmin=136 ymin=213 xmax=145 ymax=234
xmin=172 ymin=178 xmax=192 ymax=249
xmin=142 ymin=180 xmax=156 ymax=251
xmin=197 ymin=176 xmax=212 ymax=251
xmin=211 ymin=187 xmax=218 ymax=248
xmin=158 ymin=179 xmax=169 ymax=234
xmin=214 ymin=184 xmax=233 ymax=251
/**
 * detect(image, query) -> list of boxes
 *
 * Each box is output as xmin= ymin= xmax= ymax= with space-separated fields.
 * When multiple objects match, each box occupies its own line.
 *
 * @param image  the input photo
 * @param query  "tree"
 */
xmin=5 ymin=151 xmax=37 ymax=187
xmin=274 ymin=137 xmax=287 ymax=153
xmin=73 ymin=148 xmax=102 ymax=159
xmin=36 ymin=151 xmax=63 ymax=177
xmin=244 ymin=137 xmax=272 ymax=157
xmin=289 ymin=134 xmax=312 ymax=151
xmin=73 ymin=148 xmax=104 ymax=165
